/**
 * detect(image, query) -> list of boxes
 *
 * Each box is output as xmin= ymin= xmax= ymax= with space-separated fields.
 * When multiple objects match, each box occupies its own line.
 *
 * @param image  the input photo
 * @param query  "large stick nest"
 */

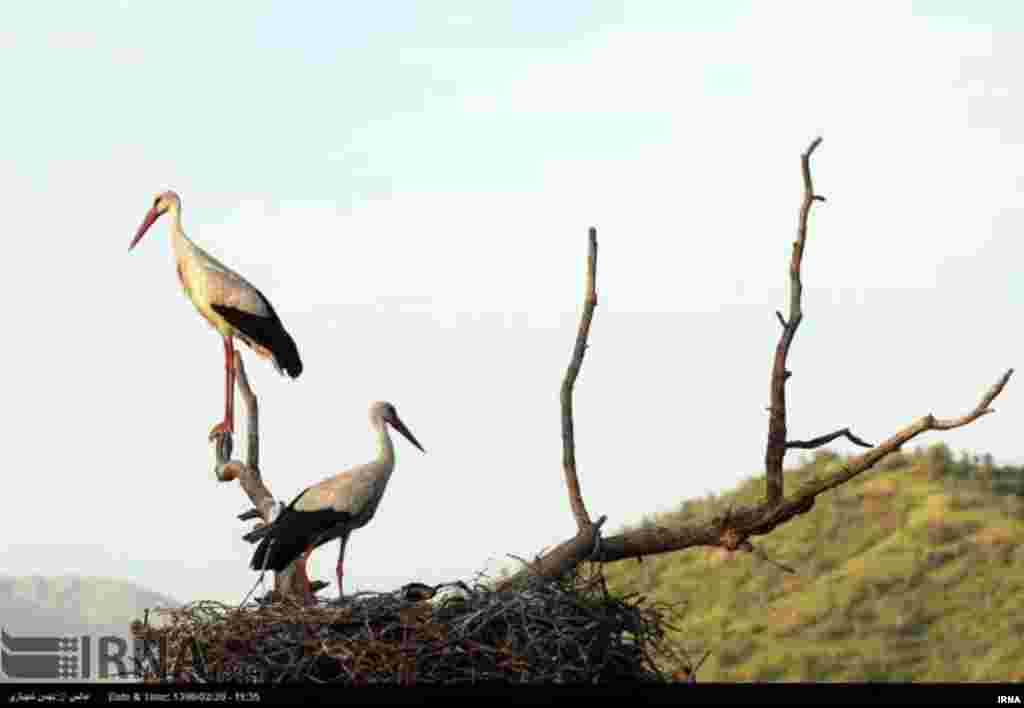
xmin=130 ymin=567 xmax=690 ymax=684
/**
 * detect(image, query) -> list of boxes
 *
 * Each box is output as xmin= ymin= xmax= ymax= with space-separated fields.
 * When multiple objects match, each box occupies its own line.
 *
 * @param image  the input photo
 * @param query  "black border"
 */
xmin=0 ymin=682 xmax=1021 ymax=704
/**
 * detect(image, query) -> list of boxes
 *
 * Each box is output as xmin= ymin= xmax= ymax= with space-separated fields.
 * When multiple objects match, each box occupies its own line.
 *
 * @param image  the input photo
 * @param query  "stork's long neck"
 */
xmin=374 ymin=417 xmax=396 ymax=471
xmin=167 ymin=200 xmax=191 ymax=256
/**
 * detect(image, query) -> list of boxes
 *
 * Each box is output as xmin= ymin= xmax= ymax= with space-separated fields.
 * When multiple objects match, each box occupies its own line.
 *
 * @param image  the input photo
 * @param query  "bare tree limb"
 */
xmin=786 ymin=427 xmax=874 ymax=450
xmin=494 ymin=230 xmax=603 ymax=592
xmin=496 ymin=516 xmax=608 ymax=592
xmin=495 ymin=138 xmax=1012 ymax=587
xmin=211 ymin=352 xmax=319 ymax=605
xmin=561 ymin=227 xmax=599 ymax=531
xmin=211 ymin=353 xmax=273 ymax=519
xmin=586 ymin=367 xmax=1012 ymax=563
xmin=764 ymin=136 xmax=824 ymax=506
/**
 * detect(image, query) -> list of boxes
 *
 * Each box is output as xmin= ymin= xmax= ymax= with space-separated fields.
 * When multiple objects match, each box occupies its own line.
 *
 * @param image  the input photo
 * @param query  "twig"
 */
xmin=561 ymin=227 xmax=599 ymax=531
xmin=495 ymin=229 xmax=606 ymax=591
xmin=764 ymin=136 xmax=824 ymax=506
xmin=588 ymin=367 xmax=1013 ymax=563
xmin=588 ymin=516 xmax=608 ymax=561
xmin=792 ymin=368 xmax=1014 ymax=497
xmin=786 ymin=427 xmax=873 ymax=450
xmin=691 ymin=650 xmax=711 ymax=682
xmin=738 ymin=540 xmax=796 ymax=574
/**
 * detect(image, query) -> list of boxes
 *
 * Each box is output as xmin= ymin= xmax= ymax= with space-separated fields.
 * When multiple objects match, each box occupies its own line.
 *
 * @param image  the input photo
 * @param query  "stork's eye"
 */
xmin=153 ymin=196 xmax=161 ymax=208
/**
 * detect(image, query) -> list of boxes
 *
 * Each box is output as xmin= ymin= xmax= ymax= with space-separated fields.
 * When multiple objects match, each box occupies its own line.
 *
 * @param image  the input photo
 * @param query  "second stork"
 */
xmin=241 ymin=401 xmax=425 ymax=598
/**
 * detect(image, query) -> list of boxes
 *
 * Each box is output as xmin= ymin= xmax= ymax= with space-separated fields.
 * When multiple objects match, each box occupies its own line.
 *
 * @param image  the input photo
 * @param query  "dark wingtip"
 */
xmin=211 ymin=302 xmax=302 ymax=379
xmin=242 ymin=527 xmax=269 ymax=544
xmin=249 ymin=540 xmax=268 ymax=571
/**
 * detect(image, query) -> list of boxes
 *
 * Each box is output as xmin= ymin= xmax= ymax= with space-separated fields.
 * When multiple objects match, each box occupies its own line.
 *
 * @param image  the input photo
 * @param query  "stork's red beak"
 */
xmin=129 ymin=206 xmax=161 ymax=251
xmin=388 ymin=414 xmax=425 ymax=453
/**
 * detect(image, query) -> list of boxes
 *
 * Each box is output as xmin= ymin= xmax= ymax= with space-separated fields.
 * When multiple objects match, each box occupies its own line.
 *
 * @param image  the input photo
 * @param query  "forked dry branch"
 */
xmin=211 ymin=352 xmax=326 ymax=604
xmin=497 ymin=137 xmax=1013 ymax=589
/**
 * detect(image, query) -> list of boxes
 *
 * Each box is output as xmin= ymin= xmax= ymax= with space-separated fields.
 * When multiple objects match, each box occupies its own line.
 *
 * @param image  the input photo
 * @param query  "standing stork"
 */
xmin=129 ymin=191 xmax=302 ymax=439
xmin=241 ymin=401 xmax=424 ymax=598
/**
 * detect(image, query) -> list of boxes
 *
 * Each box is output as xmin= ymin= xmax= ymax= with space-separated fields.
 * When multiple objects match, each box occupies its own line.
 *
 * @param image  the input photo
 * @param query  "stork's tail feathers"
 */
xmin=249 ymin=536 xmax=281 ymax=572
xmin=210 ymin=303 xmax=303 ymax=379
xmin=242 ymin=523 xmax=275 ymax=544
xmin=272 ymin=326 xmax=303 ymax=379
xmin=249 ymin=532 xmax=312 ymax=573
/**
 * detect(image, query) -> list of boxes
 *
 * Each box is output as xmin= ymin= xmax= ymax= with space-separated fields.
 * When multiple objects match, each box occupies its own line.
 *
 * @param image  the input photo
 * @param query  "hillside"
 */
xmin=0 ymin=576 xmax=176 ymax=649
xmin=602 ymin=444 xmax=1024 ymax=681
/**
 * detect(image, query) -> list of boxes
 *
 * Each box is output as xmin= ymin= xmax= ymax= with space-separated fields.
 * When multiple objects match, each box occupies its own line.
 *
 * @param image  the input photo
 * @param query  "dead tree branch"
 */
xmin=764 ymin=136 xmax=824 ymax=506
xmin=587 ymin=367 xmax=1011 ymax=562
xmin=212 ymin=353 xmax=273 ymax=518
xmin=496 ymin=137 xmax=1012 ymax=588
xmin=495 ymin=228 xmax=604 ymax=591
xmin=211 ymin=352 xmax=320 ymax=605
xmin=786 ymin=427 xmax=873 ymax=450
xmin=562 ymin=226 xmax=599 ymax=531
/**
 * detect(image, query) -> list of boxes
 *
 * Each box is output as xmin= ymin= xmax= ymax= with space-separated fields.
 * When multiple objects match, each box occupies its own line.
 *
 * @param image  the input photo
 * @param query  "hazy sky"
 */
xmin=1 ymin=1 xmax=1022 ymax=605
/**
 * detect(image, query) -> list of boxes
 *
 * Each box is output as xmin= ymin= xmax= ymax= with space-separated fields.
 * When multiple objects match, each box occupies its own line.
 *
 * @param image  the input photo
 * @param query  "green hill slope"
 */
xmin=602 ymin=445 xmax=1024 ymax=682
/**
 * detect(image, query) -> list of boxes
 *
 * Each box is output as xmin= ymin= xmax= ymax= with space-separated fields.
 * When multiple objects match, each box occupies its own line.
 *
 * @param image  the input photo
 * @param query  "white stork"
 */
xmin=242 ymin=401 xmax=424 ymax=598
xmin=129 ymin=191 xmax=302 ymax=439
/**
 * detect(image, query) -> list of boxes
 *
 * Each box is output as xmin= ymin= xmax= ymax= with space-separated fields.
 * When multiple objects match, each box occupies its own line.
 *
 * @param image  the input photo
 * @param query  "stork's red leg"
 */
xmin=336 ymin=534 xmax=349 ymax=599
xmin=300 ymin=548 xmax=313 ymax=604
xmin=224 ymin=336 xmax=236 ymax=431
xmin=208 ymin=337 xmax=236 ymax=440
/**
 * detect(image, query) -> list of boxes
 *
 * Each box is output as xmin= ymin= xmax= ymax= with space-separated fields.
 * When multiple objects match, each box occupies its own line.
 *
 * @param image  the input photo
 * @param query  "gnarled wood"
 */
xmin=211 ymin=352 xmax=318 ymax=605
xmin=497 ymin=138 xmax=1012 ymax=590
xmin=561 ymin=227 xmax=598 ymax=531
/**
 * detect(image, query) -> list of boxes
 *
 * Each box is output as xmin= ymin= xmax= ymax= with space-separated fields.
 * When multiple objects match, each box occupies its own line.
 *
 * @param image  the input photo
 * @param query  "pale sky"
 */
xmin=1 ymin=1 xmax=1022 ymax=605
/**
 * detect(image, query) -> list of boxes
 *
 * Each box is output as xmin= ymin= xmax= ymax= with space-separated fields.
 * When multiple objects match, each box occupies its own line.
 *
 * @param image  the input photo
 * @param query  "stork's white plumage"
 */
xmin=241 ymin=401 xmax=425 ymax=598
xmin=129 ymin=191 xmax=302 ymax=439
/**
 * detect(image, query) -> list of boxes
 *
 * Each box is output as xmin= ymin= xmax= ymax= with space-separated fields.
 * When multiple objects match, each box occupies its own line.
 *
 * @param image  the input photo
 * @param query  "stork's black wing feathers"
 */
xmin=238 ymin=508 xmax=262 ymax=522
xmin=241 ymin=487 xmax=308 ymax=544
xmin=242 ymin=523 xmax=274 ymax=544
xmin=249 ymin=505 xmax=353 ymax=573
xmin=212 ymin=293 xmax=302 ymax=378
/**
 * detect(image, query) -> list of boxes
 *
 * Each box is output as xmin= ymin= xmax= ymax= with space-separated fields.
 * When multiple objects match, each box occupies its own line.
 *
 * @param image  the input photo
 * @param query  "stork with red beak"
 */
xmin=130 ymin=191 xmax=303 ymax=440
xmin=241 ymin=401 xmax=425 ymax=599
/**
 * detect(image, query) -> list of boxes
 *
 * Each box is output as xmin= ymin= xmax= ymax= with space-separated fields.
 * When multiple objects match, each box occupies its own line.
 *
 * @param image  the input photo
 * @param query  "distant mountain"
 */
xmin=0 ymin=576 xmax=177 ymax=683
